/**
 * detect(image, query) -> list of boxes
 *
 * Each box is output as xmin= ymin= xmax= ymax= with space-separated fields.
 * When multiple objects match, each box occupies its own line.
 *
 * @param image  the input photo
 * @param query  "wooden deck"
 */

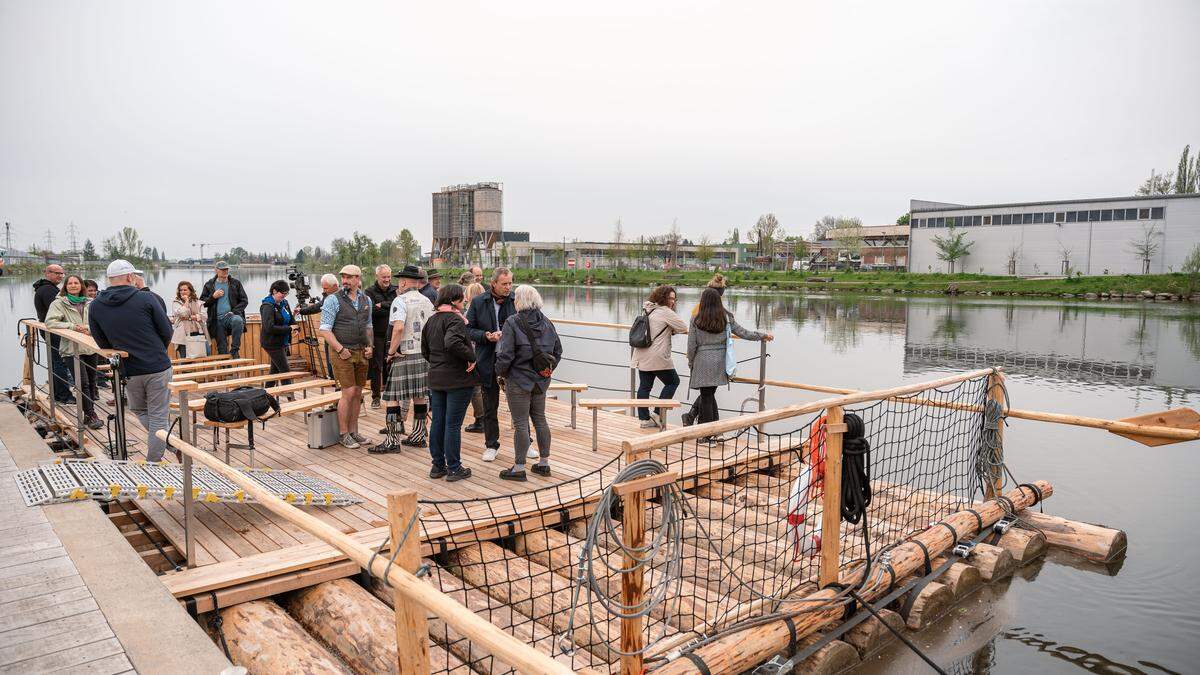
xmin=0 ymin=438 xmax=134 ymax=675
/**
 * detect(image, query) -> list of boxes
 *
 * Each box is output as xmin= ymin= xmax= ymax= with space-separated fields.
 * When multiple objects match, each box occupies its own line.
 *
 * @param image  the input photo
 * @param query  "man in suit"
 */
xmin=465 ymin=267 xmax=514 ymax=461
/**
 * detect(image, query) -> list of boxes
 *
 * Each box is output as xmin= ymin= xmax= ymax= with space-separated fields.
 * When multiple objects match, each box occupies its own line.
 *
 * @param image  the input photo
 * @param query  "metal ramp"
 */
xmin=15 ymin=458 xmax=363 ymax=508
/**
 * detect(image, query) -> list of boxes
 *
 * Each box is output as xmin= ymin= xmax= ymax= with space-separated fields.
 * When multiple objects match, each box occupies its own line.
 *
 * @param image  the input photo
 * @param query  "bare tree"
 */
xmin=611 ymin=218 xmax=627 ymax=269
xmin=1006 ymin=244 xmax=1022 ymax=276
xmin=812 ymin=215 xmax=861 ymax=240
xmin=1127 ymin=223 xmax=1161 ymax=274
xmin=665 ymin=218 xmax=682 ymax=267
xmin=751 ymin=213 xmax=781 ymax=269
xmin=695 ymin=235 xmax=714 ymax=269
xmin=1057 ymin=240 xmax=1074 ymax=276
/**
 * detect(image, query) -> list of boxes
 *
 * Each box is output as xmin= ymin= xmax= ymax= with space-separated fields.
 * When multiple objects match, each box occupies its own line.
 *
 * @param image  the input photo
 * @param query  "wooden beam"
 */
xmin=818 ymin=406 xmax=844 ymax=588
xmin=389 ymin=491 xmax=430 ymax=675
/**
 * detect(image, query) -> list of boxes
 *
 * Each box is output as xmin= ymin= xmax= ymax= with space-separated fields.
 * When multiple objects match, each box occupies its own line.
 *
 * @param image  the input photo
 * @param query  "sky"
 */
xmin=2 ymin=0 xmax=1199 ymax=257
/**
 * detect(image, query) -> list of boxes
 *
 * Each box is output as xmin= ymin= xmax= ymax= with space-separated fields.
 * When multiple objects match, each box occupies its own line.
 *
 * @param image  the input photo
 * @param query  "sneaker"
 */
xmin=681 ymin=410 xmax=695 ymax=427
xmin=482 ymin=447 xmax=499 ymax=462
xmin=351 ymin=432 xmax=370 ymax=444
xmin=530 ymin=464 xmax=551 ymax=477
xmin=639 ymin=419 xmax=659 ymax=429
xmin=340 ymin=433 xmax=360 ymax=449
xmin=499 ymin=467 xmax=527 ymax=481
xmin=370 ymin=398 xmax=381 ymax=409
xmin=85 ymin=416 xmax=104 ymax=430
xmin=526 ymin=448 xmax=539 ymax=460
xmin=367 ymin=441 xmax=401 ymax=455
xmin=429 ymin=465 xmax=447 ymax=479
xmin=446 ymin=467 xmax=472 ymax=482
xmin=464 ymin=422 xmax=483 ymax=433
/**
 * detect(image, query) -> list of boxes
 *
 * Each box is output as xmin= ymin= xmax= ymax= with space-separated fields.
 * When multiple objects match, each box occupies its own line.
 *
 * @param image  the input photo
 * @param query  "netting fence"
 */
xmin=405 ymin=371 xmax=998 ymax=673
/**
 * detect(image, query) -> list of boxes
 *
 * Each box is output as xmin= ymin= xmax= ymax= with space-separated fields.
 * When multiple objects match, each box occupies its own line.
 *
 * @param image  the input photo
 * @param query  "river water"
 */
xmin=3 ymin=267 xmax=1198 ymax=674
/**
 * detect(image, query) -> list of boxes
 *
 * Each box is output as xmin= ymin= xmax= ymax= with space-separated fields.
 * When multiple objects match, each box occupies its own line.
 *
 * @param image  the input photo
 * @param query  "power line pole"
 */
xmin=44 ymin=229 xmax=54 ymax=253
xmin=3 ymin=222 xmax=11 ymax=253
xmin=66 ymin=222 xmax=80 ymax=253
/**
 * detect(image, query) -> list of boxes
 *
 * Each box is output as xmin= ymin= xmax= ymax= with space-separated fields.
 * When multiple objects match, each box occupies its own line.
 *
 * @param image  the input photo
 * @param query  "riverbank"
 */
xmin=505 ymin=268 xmax=1200 ymax=301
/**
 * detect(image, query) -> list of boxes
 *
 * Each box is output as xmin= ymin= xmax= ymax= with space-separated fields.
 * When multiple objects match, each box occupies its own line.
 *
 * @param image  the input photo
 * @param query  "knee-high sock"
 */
xmin=405 ymin=403 xmax=428 ymax=444
xmin=385 ymin=405 xmax=405 ymax=441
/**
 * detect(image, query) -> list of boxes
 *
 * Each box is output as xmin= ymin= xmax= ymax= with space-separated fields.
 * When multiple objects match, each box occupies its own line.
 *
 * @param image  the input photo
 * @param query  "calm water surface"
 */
xmin=3 ymin=268 xmax=1198 ymax=674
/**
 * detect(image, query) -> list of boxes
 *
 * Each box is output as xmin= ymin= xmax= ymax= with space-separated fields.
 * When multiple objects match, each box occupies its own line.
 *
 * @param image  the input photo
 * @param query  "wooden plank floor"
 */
xmin=0 ymin=438 xmax=134 ymax=675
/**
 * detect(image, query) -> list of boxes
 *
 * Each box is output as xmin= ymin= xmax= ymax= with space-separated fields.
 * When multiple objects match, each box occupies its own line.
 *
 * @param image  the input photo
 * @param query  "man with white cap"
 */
xmin=88 ymin=259 xmax=175 ymax=462
xmin=318 ymin=264 xmax=374 ymax=449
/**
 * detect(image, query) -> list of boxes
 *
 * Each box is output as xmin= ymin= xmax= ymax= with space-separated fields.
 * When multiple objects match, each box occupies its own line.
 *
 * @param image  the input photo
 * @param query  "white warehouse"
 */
xmin=908 ymin=194 xmax=1200 ymax=276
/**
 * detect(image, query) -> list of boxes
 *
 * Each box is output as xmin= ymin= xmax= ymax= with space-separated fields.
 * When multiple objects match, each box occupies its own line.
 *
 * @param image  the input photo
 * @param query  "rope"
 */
xmin=366 ymin=512 xmax=431 ymax=587
xmin=840 ymin=413 xmax=871 ymax=524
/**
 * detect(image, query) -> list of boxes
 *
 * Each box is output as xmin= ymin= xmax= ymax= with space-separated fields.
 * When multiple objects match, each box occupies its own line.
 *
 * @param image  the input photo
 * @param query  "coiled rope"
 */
xmin=840 ymin=413 xmax=871 ymax=525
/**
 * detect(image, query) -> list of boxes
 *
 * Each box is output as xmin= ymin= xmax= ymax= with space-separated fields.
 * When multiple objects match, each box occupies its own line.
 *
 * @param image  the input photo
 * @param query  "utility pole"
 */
xmin=44 ymin=229 xmax=54 ymax=253
xmin=3 ymin=222 xmax=11 ymax=253
xmin=66 ymin=222 xmax=80 ymax=254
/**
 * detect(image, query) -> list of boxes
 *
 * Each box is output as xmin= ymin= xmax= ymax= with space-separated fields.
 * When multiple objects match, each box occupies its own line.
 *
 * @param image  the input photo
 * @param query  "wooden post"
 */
xmin=818 ymin=405 xmax=845 ymax=587
xmin=986 ymin=371 xmax=1006 ymax=498
xmin=757 ymin=340 xmax=767 ymax=435
xmin=388 ymin=491 xmax=430 ymax=675
xmin=619 ymin=456 xmax=648 ymax=675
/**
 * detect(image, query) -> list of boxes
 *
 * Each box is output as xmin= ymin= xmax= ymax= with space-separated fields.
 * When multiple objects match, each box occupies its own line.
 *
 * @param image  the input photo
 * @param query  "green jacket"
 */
xmin=44 ymin=296 xmax=90 ymax=356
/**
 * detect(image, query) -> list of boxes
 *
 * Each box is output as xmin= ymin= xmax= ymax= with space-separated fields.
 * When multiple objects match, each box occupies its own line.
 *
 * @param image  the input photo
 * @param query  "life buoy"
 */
xmin=785 ymin=415 xmax=828 ymax=561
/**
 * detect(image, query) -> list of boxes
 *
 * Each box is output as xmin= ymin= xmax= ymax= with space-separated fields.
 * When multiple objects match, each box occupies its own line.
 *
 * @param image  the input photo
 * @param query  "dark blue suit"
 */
xmin=465 ymin=292 xmax=515 ymax=450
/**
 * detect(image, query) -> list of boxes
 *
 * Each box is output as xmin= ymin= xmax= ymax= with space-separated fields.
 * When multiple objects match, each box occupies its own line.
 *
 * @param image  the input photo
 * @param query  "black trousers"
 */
xmin=265 ymin=346 xmax=291 ymax=386
xmin=62 ymin=354 xmax=97 ymax=418
xmin=480 ymin=377 xmax=501 ymax=450
xmin=368 ymin=334 xmax=388 ymax=400
xmin=696 ymin=386 xmax=719 ymax=425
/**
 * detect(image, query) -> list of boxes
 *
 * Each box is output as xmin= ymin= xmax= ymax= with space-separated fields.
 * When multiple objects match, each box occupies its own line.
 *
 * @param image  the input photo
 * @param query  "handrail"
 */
xmin=22 ymin=320 xmax=127 ymax=359
xmin=730 ymin=376 xmax=1200 ymax=442
xmin=623 ymin=368 xmax=997 ymax=454
xmin=553 ymin=316 xmax=752 ymax=339
xmin=154 ymin=430 xmax=572 ymax=675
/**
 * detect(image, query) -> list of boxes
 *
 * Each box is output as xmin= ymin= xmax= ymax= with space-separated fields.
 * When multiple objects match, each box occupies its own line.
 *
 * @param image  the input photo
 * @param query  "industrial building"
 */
xmin=810 ymin=224 xmax=909 ymax=270
xmin=908 ymin=194 xmax=1200 ymax=276
xmin=500 ymin=240 xmax=741 ymax=270
xmin=431 ymin=182 xmax=503 ymax=264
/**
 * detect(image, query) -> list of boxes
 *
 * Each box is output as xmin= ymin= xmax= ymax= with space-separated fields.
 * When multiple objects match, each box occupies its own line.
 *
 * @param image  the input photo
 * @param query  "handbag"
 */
xmin=204 ymin=387 xmax=280 ymax=424
xmin=515 ymin=316 xmax=558 ymax=377
xmin=724 ymin=323 xmax=737 ymax=377
xmin=185 ymin=332 xmax=209 ymax=357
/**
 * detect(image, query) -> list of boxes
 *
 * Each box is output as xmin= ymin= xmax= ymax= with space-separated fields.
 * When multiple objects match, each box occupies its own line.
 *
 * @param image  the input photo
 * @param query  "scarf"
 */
xmin=66 ymin=294 xmax=87 ymax=305
xmin=437 ymin=305 xmax=468 ymax=323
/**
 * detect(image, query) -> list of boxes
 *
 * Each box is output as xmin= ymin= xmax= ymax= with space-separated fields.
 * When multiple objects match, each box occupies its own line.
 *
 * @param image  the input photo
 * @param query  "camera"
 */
xmin=287 ymin=265 xmax=315 ymax=305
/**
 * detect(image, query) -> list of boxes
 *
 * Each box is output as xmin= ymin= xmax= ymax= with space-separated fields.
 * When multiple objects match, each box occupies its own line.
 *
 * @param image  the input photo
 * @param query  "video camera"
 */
xmin=287 ymin=265 xmax=316 ymax=306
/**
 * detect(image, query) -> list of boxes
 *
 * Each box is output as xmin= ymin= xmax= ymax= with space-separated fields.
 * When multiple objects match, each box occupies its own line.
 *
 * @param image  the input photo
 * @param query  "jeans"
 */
xmin=480 ymin=377 xmax=501 ymax=450
xmin=470 ymin=386 xmax=483 ymax=423
xmin=49 ymin=336 xmax=74 ymax=403
xmin=636 ymin=368 xmax=680 ymax=421
xmin=265 ymin=346 xmax=291 ymax=386
xmin=696 ymin=386 xmax=719 ymax=425
xmin=429 ymin=387 xmax=473 ymax=472
xmin=62 ymin=355 xmax=98 ymax=418
xmin=126 ymin=367 xmax=173 ymax=462
xmin=214 ymin=314 xmax=245 ymax=356
xmin=368 ymin=334 xmax=388 ymax=400
xmin=506 ymin=382 xmax=550 ymax=466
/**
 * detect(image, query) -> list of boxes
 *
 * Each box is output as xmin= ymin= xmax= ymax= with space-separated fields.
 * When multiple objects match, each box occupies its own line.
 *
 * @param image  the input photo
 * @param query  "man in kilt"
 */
xmin=372 ymin=265 xmax=435 ymax=454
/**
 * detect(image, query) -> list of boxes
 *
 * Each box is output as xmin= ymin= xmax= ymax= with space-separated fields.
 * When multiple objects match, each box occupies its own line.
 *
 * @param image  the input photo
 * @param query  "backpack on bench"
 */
xmin=204 ymin=386 xmax=280 ymax=424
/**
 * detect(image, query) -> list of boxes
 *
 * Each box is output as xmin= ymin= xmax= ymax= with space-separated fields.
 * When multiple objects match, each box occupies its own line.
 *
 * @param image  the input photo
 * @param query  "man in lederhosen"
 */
xmin=373 ymin=264 xmax=435 ymax=453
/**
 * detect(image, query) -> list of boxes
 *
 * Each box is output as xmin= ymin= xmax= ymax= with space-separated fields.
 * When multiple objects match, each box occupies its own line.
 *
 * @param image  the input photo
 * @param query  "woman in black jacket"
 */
xmin=259 ymin=280 xmax=297 ymax=386
xmin=420 ymin=284 xmax=477 ymax=482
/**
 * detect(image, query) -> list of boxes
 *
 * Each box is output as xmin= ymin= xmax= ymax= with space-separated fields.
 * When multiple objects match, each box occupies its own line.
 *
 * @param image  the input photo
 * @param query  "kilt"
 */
xmin=382 ymin=353 xmax=429 ymax=401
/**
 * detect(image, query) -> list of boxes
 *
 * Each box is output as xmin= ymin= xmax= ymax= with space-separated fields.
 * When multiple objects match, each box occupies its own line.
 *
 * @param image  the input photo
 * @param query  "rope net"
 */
xmin=408 ymin=373 xmax=995 ymax=673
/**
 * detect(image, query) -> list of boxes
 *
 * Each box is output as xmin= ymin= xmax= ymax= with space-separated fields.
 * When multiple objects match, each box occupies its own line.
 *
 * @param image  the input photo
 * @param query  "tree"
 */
xmin=295 ymin=248 xmax=308 ymax=265
xmin=1182 ymin=244 xmax=1200 ymax=294
xmin=1006 ymin=245 xmax=1021 ymax=276
xmin=498 ymin=242 xmax=511 ymax=267
xmin=1137 ymin=168 xmax=1174 ymax=196
xmin=81 ymin=239 xmax=97 ymax=261
xmin=332 ymin=231 xmax=378 ymax=267
xmin=1127 ymin=223 xmax=1161 ymax=275
xmin=785 ymin=236 xmax=809 ymax=264
xmin=833 ymin=226 xmax=864 ymax=261
xmin=896 ymin=213 xmax=911 ymax=226
xmin=103 ymin=226 xmax=145 ymax=260
xmin=750 ymin=213 xmax=781 ymax=268
xmin=695 ymin=235 xmax=714 ymax=269
xmin=396 ymin=229 xmax=420 ymax=263
xmin=726 ymin=227 xmax=740 ymax=245
xmin=1175 ymin=145 xmax=1198 ymax=194
xmin=665 ymin=219 xmax=682 ymax=267
xmin=931 ymin=227 xmax=974 ymax=273
xmin=813 ymin=215 xmax=861 ymax=240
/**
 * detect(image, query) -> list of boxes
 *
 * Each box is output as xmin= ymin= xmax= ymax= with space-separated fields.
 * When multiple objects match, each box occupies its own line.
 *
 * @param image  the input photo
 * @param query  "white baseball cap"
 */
xmin=106 ymin=259 xmax=144 ymax=277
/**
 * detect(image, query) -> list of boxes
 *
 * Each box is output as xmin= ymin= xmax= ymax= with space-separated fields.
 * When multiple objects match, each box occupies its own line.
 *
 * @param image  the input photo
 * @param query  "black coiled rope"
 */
xmin=840 ymin=412 xmax=871 ymax=524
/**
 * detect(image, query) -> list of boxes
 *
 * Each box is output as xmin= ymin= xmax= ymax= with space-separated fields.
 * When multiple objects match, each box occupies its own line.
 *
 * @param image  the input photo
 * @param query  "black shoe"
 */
xmin=401 ymin=437 xmax=427 ymax=448
xmin=681 ymin=411 xmax=695 ymax=427
xmin=530 ymin=464 xmax=551 ymax=477
xmin=464 ymin=422 xmax=483 ymax=433
xmin=367 ymin=442 xmax=401 ymax=455
xmin=85 ymin=415 xmax=104 ymax=430
xmin=446 ymin=467 xmax=472 ymax=482
xmin=429 ymin=465 xmax=447 ymax=479
xmin=499 ymin=467 xmax=527 ymax=481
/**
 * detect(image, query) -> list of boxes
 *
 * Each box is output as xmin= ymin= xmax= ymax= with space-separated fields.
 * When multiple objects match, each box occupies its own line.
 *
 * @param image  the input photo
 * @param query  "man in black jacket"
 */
xmin=199 ymin=261 xmax=249 ymax=358
xmin=34 ymin=263 xmax=74 ymax=403
xmin=364 ymin=264 xmax=397 ymax=408
xmin=465 ymin=267 xmax=514 ymax=459
xmin=89 ymin=260 xmax=174 ymax=462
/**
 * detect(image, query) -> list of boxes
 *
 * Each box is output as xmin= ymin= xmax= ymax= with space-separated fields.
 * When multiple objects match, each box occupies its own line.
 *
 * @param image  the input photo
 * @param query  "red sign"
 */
xmin=584 ymin=259 xmax=592 ymax=270
xmin=567 ymin=259 xmax=576 ymax=268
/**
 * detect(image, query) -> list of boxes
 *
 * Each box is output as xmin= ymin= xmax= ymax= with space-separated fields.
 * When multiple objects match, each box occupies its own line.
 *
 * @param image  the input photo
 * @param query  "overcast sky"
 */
xmin=2 ymin=0 xmax=1198 ymax=256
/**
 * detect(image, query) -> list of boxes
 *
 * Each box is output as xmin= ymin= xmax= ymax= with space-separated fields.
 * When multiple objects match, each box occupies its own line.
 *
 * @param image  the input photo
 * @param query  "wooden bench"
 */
xmin=170 ymin=371 xmax=314 ymax=395
xmin=171 ymin=358 xmax=257 ymax=374
xmin=99 ymin=353 xmax=231 ymax=373
xmin=176 ymin=379 xmax=337 ymax=412
xmin=579 ymin=398 xmax=682 ymax=450
xmin=201 ymin=391 xmax=342 ymax=465
xmin=547 ymin=383 xmax=588 ymax=428
xmin=173 ymin=363 xmax=270 ymax=382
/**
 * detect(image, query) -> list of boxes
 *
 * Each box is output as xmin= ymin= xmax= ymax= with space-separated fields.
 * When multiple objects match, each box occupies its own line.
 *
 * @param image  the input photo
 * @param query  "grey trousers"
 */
xmin=126 ymin=367 xmax=173 ymax=462
xmin=505 ymin=381 xmax=550 ymax=466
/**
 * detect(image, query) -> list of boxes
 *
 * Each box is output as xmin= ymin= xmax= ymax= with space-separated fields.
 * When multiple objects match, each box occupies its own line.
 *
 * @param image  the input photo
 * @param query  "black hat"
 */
xmin=427 ymin=269 xmax=442 ymax=280
xmin=394 ymin=264 xmax=426 ymax=280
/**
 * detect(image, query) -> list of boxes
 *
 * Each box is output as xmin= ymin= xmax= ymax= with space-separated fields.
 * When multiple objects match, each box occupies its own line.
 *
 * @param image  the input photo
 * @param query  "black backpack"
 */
xmin=628 ymin=307 xmax=667 ymax=348
xmin=515 ymin=316 xmax=558 ymax=377
xmin=204 ymin=387 xmax=280 ymax=424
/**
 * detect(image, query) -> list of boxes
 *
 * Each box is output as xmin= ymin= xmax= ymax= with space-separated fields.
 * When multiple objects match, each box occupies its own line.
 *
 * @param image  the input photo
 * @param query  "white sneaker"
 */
xmin=482 ymin=447 xmax=499 ymax=462
xmin=527 ymin=448 xmax=539 ymax=460
xmin=639 ymin=419 xmax=659 ymax=429
xmin=340 ymin=433 xmax=360 ymax=449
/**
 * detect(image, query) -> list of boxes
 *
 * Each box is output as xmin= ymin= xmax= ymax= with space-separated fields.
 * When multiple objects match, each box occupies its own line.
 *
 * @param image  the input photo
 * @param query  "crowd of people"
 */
xmin=32 ymin=258 xmax=770 ymax=483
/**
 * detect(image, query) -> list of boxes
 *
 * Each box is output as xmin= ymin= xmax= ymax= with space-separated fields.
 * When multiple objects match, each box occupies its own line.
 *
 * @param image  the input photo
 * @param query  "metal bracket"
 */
xmin=992 ymin=515 xmax=1016 ymax=536
xmin=752 ymin=655 xmax=793 ymax=675
xmin=952 ymin=540 xmax=977 ymax=558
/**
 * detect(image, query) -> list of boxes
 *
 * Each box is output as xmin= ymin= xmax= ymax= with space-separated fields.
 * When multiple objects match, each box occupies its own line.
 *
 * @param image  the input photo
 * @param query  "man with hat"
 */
xmin=318 ymin=264 xmax=374 ymax=449
xmin=419 ymin=268 xmax=439 ymax=304
xmin=372 ymin=264 xmax=435 ymax=453
xmin=199 ymin=261 xmax=249 ymax=358
xmin=89 ymin=260 xmax=174 ymax=462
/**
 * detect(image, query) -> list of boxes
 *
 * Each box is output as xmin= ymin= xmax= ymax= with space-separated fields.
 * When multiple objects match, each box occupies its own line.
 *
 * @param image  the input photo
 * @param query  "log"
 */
xmin=965 ymin=543 xmax=1015 ymax=582
xmin=692 ymin=481 xmax=788 ymax=520
xmin=214 ymin=599 xmax=352 ymax=675
xmin=651 ymin=480 xmax=1053 ymax=675
xmin=842 ymin=608 xmax=903 ymax=658
xmin=443 ymin=541 xmax=624 ymax=664
xmin=790 ymin=634 xmax=860 ymax=675
xmin=282 ymin=578 xmax=467 ymax=674
xmin=1016 ymin=510 xmax=1127 ymax=562
xmin=995 ymin=528 xmax=1047 ymax=565
xmin=930 ymin=558 xmax=983 ymax=599
xmin=890 ymin=578 xmax=953 ymax=630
